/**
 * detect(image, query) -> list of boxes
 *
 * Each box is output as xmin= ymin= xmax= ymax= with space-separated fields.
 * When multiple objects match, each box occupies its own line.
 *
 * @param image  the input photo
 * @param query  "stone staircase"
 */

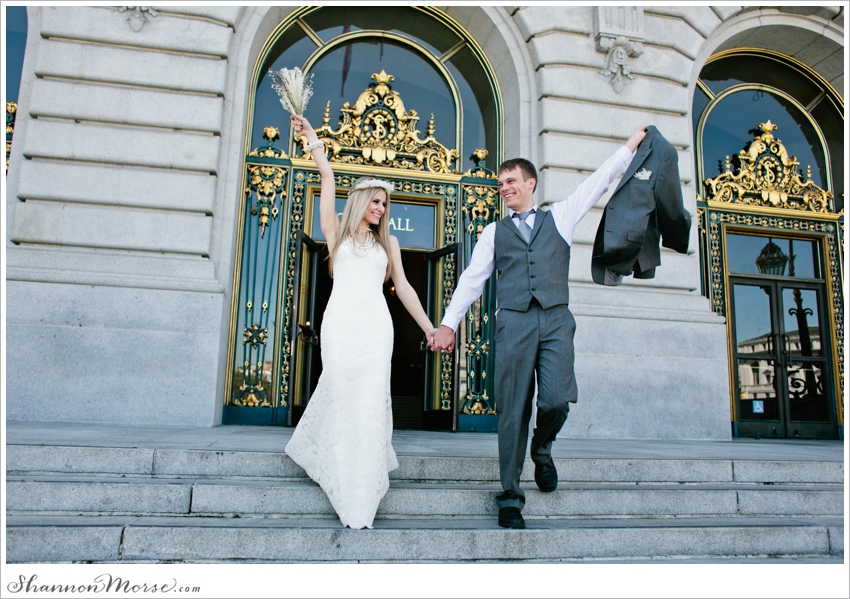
xmin=6 ymin=438 xmax=844 ymax=563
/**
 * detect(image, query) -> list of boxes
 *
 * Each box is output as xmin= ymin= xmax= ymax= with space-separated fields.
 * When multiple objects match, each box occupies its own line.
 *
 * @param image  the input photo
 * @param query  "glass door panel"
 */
xmin=781 ymin=288 xmax=823 ymax=357
xmin=786 ymin=362 xmax=828 ymax=422
xmin=731 ymin=281 xmax=784 ymax=435
xmin=730 ymin=277 xmax=836 ymax=437
xmin=736 ymin=359 xmax=780 ymax=420
xmin=780 ymin=286 xmax=830 ymax=426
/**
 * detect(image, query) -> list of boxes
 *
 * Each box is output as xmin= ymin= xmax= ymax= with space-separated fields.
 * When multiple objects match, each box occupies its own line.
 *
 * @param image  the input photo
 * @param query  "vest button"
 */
xmin=531 ymin=287 xmax=537 ymax=291
xmin=530 ymin=261 xmax=535 ymax=265
xmin=530 ymin=275 xmax=536 ymax=278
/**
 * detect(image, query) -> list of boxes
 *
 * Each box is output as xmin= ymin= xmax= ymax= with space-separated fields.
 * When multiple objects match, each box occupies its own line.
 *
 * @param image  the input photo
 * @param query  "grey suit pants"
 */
xmin=494 ymin=302 xmax=576 ymax=509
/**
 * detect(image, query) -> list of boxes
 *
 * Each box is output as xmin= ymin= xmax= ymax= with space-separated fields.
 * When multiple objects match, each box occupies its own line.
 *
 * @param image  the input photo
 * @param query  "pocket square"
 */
xmin=633 ymin=168 xmax=652 ymax=181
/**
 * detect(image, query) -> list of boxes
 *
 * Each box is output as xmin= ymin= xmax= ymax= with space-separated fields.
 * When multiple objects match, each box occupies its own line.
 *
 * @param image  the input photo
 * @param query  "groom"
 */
xmin=432 ymin=126 xmax=647 ymax=528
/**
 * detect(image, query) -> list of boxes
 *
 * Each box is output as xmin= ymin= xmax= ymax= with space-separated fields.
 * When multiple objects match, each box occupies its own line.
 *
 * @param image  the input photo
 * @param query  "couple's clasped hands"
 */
xmin=425 ymin=325 xmax=455 ymax=353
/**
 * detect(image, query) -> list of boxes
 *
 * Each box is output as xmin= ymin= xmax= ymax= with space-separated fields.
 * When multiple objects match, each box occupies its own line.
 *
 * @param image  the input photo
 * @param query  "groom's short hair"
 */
xmin=498 ymin=158 xmax=538 ymax=192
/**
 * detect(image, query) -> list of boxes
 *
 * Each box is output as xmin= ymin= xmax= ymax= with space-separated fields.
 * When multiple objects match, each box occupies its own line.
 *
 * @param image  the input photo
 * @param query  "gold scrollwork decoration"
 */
xmin=704 ymin=121 xmax=833 ymax=213
xmin=243 ymin=323 xmax=268 ymax=348
xmin=246 ymin=165 xmax=285 ymax=237
xmin=248 ymin=126 xmax=288 ymax=159
xmin=463 ymin=184 xmax=500 ymax=241
xmin=299 ymin=70 xmax=460 ymax=174
xmin=6 ymin=101 xmax=17 ymax=174
xmin=277 ymin=173 xmax=307 ymax=407
xmin=459 ymin=181 xmax=499 ymax=415
xmin=463 ymin=148 xmax=496 ymax=179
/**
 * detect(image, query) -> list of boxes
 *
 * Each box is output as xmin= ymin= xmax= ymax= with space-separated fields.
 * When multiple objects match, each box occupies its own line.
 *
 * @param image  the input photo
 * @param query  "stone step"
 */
xmin=6 ymin=476 xmax=844 ymax=518
xmin=6 ymin=444 xmax=845 ymax=483
xmin=6 ymin=514 xmax=844 ymax=563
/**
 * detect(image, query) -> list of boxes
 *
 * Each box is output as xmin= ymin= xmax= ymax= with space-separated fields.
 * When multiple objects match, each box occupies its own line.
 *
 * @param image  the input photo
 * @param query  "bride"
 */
xmin=285 ymin=114 xmax=437 ymax=529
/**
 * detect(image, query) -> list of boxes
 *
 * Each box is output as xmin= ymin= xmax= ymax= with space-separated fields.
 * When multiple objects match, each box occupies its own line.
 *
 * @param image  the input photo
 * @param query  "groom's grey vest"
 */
xmin=494 ymin=210 xmax=570 ymax=312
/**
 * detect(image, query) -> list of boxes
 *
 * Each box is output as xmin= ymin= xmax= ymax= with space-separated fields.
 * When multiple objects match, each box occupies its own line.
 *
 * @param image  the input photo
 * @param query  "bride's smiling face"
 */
xmin=361 ymin=191 xmax=387 ymax=226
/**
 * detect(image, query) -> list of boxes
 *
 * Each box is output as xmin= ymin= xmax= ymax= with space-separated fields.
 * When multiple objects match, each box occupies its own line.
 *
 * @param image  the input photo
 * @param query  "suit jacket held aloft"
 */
xmin=591 ymin=126 xmax=691 ymax=286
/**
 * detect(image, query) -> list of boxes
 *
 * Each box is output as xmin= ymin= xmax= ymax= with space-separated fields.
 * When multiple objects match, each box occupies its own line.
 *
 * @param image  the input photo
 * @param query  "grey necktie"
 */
xmin=512 ymin=209 xmax=535 ymax=243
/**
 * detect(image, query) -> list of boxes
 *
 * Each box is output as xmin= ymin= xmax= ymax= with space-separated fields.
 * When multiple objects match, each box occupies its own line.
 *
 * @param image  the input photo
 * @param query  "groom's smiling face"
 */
xmin=498 ymin=167 xmax=536 ymax=213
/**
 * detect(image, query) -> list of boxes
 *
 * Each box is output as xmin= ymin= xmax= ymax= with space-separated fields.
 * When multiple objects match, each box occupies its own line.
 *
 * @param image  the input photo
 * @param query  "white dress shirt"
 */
xmin=441 ymin=146 xmax=634 ymax=331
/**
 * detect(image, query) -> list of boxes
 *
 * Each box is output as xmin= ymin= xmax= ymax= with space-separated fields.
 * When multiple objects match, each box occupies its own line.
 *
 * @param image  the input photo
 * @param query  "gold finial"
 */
xmin=758 ymin=120 xmax=777 ymax=142
xmin=372 ymin=70 xmax=394 ymax=96
xmin=427 ymin=114 xmax=435 ymax=137
xmin=6 ymin=102 xmax=17 ymax=115
xmin=472 ymin=148 xmax=489 ymax=162
xmin=263 ymin=126 xmax=280 ymax=141
xmin=323 ymin=100 xmax=331 ymax=126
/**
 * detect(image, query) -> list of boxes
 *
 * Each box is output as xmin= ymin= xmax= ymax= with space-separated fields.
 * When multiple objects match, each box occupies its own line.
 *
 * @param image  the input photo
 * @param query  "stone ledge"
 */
xmin=7 ymin=245 xmax=218 ymax=286
xmin=530 ymin=32 xmax=693 ymax=87
xmin=6 ymin=445 xmax=155 ymax=476
xmin=28 ymin=79 xmax=224 ymax=134
xmin=21 ymin=120 xmax=222 ymax=173
xmin=538 ymin=97 xmax=692 ymax=148
xmin=11 ymin=202 xmax=213 ymax=256
xmin=40 ymin=6 xmax=233 ymax=58
xmin=34 ymin=39 xmax=228 ymax=95
xmin=7 ymin=514 xmax=842 ymax=563
xmin=538 ymin=66 xmax=689 ymax=115
xmin=17 ymin=159 xmax=217 ymax=214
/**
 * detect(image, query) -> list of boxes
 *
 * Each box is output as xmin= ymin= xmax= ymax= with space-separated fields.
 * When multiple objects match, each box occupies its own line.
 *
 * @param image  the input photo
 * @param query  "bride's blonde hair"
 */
xmin=330 ymin=177 xmax=393 ymax=281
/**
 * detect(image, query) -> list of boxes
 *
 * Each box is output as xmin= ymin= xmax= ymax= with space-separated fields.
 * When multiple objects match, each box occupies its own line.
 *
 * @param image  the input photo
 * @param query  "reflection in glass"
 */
xmin=810 ymin=97 xmax=844 ymax=212
xmin=702 ymin=89 xmax=826 ymax=188
xmin=700 ymin=56 xmax=822 ymax=105
xmin=787 ymin=362 xmax=828 ymax=422
xmin=251 ymin=7 xmax=497 ymax=168
xmin=303 ymin=6 xmax=460 ymax=56
xmin=737 ymin=359 xmax=779 ymax=420
xmin=446 ymin=45 xmax=493 ymax=171
xmin=5 ymin=6 xmax=27 ymax=103
xmin=253 ymin=26 xmax=318 ymax=148
xmin=733 ymin=284 xmax=774 ymax=353
xmin=727 ymin=234 xmax=819 ymax=279
xmin=782 ymin=288 xmax=822 ymax=357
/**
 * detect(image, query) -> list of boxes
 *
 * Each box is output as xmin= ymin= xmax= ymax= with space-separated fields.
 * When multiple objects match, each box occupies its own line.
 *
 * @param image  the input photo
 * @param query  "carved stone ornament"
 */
xmin=593 ymin=7 xmax=644 ymax=94
xmin=117 ymin=6 xmax=158 ymax=32
xmin=704 ymin=121 xmax=833 ymax=213
xmin=301 ymin=70 xmax=460 ymax=174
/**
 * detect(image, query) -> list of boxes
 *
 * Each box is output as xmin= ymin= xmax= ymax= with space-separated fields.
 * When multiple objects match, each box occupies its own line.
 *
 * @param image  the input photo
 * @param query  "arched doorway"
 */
xmin=693 ymin=50 xmax=844 ymax=439
xmin=223 ymin=7 xmax=503 ymax=430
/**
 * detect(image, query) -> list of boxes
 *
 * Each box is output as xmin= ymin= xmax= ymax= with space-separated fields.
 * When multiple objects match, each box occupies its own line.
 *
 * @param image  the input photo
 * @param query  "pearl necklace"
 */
xmin=350 ymin=228 xmax=375 ymax=256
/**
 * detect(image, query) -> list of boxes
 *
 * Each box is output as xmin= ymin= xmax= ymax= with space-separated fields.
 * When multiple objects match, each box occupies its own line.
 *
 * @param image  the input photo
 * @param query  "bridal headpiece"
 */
xmin=350 ymin=178 xmax=394 ymax=196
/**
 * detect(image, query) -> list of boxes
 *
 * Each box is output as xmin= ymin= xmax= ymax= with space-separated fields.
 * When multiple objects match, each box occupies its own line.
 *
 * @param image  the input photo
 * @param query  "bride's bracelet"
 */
xmin=304 ymin=139 xmax=324 ymax=153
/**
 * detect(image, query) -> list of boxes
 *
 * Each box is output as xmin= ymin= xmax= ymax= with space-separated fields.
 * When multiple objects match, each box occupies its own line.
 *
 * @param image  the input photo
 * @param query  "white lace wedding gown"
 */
xmin=285 ymin=237 xmax=398 ymax=529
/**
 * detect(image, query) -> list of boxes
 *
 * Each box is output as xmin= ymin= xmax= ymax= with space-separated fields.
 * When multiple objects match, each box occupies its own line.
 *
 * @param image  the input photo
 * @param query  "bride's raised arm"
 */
xmin=290 ymin=115 xmax=340 ymax=251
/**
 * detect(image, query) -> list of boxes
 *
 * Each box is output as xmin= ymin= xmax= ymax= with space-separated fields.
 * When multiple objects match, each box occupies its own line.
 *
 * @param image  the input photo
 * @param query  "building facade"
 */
xmin=5 ymin=6 xmax=844 ymax=439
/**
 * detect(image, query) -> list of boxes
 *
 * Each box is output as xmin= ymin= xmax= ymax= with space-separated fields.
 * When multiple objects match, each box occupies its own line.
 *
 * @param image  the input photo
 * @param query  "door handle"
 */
xmin=781 ymin=333 xmax=791 ymax=363
xmin=298 ymin=322 xmax=319 ymax=346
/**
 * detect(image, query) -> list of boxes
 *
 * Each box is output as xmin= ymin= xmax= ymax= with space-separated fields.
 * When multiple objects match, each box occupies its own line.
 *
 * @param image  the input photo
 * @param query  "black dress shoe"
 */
xmin=498 ymin=506 xmax=525 ymax=529
xmin=535 ymin=459 xmax=558 ymax=492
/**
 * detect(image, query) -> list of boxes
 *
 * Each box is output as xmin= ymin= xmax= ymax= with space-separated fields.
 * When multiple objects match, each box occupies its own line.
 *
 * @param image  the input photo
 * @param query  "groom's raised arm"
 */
xmin=432 ymin=223 xmax=497 ymax=351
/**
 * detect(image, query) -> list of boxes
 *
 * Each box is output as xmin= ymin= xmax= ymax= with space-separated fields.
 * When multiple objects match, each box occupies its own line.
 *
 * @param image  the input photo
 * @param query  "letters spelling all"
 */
xmin=387 ymin=217 xmax=414 ymax=232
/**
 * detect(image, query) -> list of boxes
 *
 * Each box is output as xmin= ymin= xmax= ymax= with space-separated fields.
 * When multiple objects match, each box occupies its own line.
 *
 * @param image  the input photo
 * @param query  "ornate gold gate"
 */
xmin=224 ymin=72 xmax=501 ymax=430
